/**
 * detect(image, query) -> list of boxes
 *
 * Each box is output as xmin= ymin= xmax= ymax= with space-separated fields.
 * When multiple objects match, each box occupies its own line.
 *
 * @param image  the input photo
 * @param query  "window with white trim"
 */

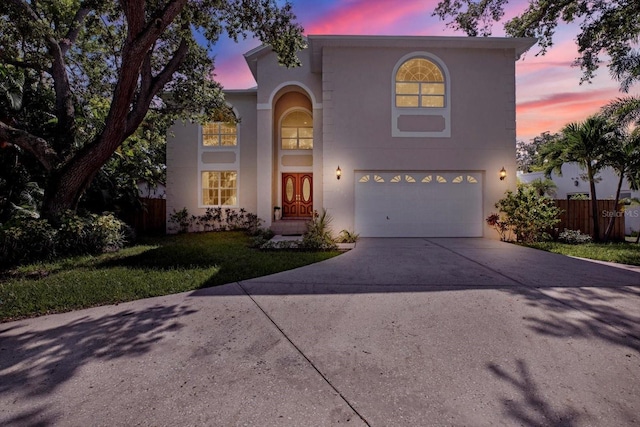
xmin=202 ymin=171 xmax=237 ymax=206
xmin=281 ymin=110 xmax=313 ymax=150
xmin=203 ymin=122 xmax=237 ymax=147
xmin=395 ymin=58 xmax=445 ymax=108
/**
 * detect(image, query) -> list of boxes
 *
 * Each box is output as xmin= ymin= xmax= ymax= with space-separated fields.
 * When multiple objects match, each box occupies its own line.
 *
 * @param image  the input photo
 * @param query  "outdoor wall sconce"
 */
xmin=336 ymin=166 xmax=342 ymax=180
xmin=499 ymin=167 xmax=507 ymax=181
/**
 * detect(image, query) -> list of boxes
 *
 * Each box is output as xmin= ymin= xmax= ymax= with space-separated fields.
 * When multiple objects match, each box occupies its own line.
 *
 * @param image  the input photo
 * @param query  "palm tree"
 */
xmin=602 ymin=128 xmax=640 ymax=240
xmin=540 ymin=115 xmax=617 ymax=241
xmin=602 ymin=96 xmax=640 ymax=128
xmin=601 ymin=97 xmax=640 ymax=241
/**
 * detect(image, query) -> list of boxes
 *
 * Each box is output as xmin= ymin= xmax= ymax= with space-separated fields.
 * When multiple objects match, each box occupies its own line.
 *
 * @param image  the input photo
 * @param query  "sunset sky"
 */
xmin=209 ymin=0 xmax=639 ymax=142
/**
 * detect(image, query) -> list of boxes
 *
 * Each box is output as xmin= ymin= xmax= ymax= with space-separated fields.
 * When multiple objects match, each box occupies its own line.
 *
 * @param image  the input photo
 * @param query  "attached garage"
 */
xmin=355 ymin=171 xmax=484 ymax=237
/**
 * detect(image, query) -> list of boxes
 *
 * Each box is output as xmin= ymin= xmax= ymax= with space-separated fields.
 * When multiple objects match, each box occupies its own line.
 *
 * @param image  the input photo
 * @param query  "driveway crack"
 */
xmin=236 ymin=281 xmax=371 ymax=426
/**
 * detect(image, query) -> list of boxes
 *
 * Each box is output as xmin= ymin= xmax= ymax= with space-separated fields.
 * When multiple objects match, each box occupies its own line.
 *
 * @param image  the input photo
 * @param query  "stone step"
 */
xmin=270 ymin=219 xmax=309 ymax=236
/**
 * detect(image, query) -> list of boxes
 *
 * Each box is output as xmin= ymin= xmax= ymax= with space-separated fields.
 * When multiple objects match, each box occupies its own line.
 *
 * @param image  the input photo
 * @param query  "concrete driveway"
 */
xmin=1 ymin=238 xmax=639 ymax=426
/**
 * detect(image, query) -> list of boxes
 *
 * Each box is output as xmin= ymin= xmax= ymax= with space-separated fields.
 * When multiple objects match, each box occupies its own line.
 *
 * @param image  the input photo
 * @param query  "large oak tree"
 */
xmin=434 ymin=0 xmax=640 ymax=91
xmin=0 ymin=0 xmax=305 ymax=220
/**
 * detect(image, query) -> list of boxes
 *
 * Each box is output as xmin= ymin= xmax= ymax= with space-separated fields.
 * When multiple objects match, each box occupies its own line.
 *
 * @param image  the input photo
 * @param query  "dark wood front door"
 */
xmin=282 ymin=173 xmax=313 ymax=218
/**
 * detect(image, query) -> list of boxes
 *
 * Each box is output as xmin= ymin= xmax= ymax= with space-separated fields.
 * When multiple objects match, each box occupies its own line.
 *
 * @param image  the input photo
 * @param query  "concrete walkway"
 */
xmin=1 ymin=238 xmax=639 ymax=426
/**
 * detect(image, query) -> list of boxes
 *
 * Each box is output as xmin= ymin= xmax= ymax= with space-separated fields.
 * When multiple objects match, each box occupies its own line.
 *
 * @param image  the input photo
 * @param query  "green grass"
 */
xmin=0 ymin=231 xmax=340 ymax=322
xmin=526 ymin=241 xmax=640 ymax=266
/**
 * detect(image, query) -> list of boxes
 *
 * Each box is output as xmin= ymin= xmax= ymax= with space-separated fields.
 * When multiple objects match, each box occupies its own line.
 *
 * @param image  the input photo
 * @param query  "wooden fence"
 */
xmin=121 ymin=198 xmax=166 ymax=234
xmin=554 ymin=199 xmax=625 ymax=241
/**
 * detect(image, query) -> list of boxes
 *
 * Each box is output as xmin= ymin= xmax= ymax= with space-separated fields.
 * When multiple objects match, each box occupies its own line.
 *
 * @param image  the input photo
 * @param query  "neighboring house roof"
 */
xmin=244 ymin=35 xmax=537 ymax=80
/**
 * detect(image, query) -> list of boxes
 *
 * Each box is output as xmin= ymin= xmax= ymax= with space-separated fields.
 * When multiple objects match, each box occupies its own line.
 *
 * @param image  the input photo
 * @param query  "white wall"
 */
xmin=165 ymin=91 xmax=258 ymax=233
xmin=317 ymin=45 xmax=519 ymax=237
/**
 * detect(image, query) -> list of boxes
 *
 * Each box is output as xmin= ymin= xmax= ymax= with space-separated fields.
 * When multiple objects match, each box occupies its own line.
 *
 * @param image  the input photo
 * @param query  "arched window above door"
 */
xmin=281 ymin=110 xmax=313 ymax=150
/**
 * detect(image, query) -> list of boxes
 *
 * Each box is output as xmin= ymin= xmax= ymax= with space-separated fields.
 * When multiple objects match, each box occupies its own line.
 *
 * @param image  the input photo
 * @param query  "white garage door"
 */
xmin=355 ymin=171 xmax=483 ymax=237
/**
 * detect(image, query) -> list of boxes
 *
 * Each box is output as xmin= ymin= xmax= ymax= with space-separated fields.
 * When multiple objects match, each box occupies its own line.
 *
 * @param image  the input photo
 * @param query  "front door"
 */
xmin=282 ymin=173 xmax=313 ymax=218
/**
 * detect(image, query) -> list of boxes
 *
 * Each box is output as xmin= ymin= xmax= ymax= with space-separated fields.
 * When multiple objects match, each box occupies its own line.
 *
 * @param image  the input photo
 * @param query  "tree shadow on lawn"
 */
xmin=0 ymin=304 xmax=197 ymax=426
xmin=98 ymin=243 xmax=224 ymax=270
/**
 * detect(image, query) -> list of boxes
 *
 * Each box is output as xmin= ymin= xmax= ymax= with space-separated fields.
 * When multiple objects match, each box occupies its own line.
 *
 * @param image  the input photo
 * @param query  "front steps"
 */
xmin=270 ymin=219 xmax=309 ymax=236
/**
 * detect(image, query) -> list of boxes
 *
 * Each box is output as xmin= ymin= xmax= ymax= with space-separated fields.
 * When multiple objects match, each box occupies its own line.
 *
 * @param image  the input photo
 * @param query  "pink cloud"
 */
xmin=517 ymin=89 xmax=614 ymax=113
xmin=305 ymin=0 xmax=437 ymax=35
xmin=516 ymin=88 xmax=622 ymax=140
xmin=212 ymin=56 xmax=256 ymax=89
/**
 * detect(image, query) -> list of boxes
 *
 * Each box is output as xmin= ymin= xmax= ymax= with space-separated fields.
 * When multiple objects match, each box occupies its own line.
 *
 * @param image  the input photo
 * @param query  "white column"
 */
xmin=256 ymin=107 xmax=273 ymax=226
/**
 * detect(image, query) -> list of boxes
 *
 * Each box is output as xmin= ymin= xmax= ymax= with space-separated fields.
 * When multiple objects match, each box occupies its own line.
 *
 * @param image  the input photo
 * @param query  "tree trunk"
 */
xmin=41 ymin=163 xmax=97 ymax=221
xmin=40 ymin=135 xmax=119 ymax=220
xmin=603 ymin=174 xmax=624 ymax=241
xmin=587 ymin=163 xmax=600 ymax=241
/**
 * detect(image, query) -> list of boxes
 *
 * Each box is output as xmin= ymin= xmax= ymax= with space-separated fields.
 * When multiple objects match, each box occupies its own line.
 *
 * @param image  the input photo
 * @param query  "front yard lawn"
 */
xmin=526 ymin=241 xmax=640 ymax=266
xmin=0 ymin=231 xmax=340 ymax=322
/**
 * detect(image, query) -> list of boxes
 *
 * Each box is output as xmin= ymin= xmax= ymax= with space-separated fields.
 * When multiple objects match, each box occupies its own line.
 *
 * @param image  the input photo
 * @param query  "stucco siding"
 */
xmin=166 ymin=121 xmax=199 ymax=225
xmin=165 ymin=91 xmax=258 ymax=232
xmin=319 ymin=45 xmax=518 ymax=235
xmin=166 ymin=35 xmax=534 ymax=237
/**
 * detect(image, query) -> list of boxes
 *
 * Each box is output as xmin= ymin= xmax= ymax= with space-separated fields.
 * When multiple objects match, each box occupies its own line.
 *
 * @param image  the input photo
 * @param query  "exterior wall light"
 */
xmin=499 ymin=167 xmax=507 ymax=181
xmin=336 ymin=166 xmax=342 ymax=180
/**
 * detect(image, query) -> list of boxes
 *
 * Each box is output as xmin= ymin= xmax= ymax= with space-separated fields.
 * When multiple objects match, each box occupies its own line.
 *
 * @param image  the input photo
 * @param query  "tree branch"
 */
xmin=125 ymin=38 xmax=189 ymax=136
xmin=0 ymin=57 xmax=46 ymax=71
xmin=103 ymin=0 xmax=188 ymax=148
xmin=60 ymin=4 xmax=91 ymax=56
xmin=48 ymin=40 xmax=76 ymax=149
xmin=0 ymin=121 xmax=58 ymax=171
xmin=128 ymin=0 xmax=188 ymax=56
xmin=8 ymin=0 xmax=76 ymax=148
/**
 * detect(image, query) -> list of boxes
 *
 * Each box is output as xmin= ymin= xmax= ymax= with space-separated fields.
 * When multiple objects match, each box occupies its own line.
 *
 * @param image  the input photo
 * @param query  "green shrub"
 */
xmin=493 ymin=184 xmax=562 ymax=243
xmin=485 ymin=213 xmax=511 ymax=242
xmin=169 ymin=207 xmax=263 ymax=234
xmin=168 ymin=208 xmax=192 ymax=233
xmin=251 ymin=228 xmax=275 ymax=248
xmin=0 ymin=212 xmax=130 ymax=267
xmin=94 ymin=213 xmax=130 ymax=252
xmin=336 ymin=229 xmax=359 ymax=243
xmin=57 ymin=211 xmax=128 ymax=255
xmin=0 ymin=218 xmax=57 ymax=265
xmin=302 ymin=209 xmax=337 ymax=250
xmin=57 ymin=211 xmax=96 ymax=255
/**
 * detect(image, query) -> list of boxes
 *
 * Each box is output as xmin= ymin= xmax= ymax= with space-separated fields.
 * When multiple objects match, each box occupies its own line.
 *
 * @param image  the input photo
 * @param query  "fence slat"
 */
xmin=121 ymin=198 xmax=166 ymax=234
xmin=553 ymin=199 xmax=625 ymax=240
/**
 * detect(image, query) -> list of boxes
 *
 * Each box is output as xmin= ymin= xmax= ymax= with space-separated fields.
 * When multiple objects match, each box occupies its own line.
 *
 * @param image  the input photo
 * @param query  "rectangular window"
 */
xmin=202 ymin=171 xmax=237 ymax=206
xmin=421 ymin=96 xmax=445 ymax=107
xmin=396 ymin=83 xmax=445 ymax=108
xmin=396 ymin=82 xmax=419 ymax=94
xmin=203 ymin=122 xmax=237 ymax=147
xmin=396 ymin=95 xmax=419 ymax=107
xmin=421 ymin=83 xmax=445 ymax=95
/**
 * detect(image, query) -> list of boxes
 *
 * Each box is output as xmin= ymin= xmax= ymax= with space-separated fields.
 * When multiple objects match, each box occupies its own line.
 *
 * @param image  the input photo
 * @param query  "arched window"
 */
xmin=395 ymin=58 xmax=445 ymax=108
xmin=281 ymin=110 xmax=313 ymax=150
